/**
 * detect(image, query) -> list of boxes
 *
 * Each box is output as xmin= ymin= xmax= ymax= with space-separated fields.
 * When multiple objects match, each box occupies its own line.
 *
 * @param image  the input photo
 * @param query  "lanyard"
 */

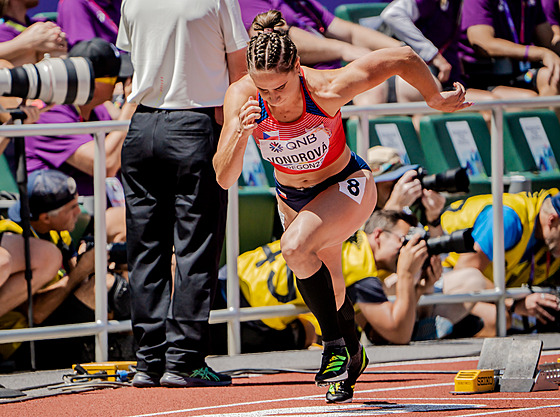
xmin=527 ymin=250 xmax=551 ymax=289
xmin=285 ymin=0 xmax=325 ymax=35
xmin=499 ymin=0 xmax=531 ymax=71
xmin=0 ymin=17 xmax=27 ymax=33
xmin=86 ymin=0 xmax=119 ymax=34
xmin=500 ymin=0 xmax=524 ymax=44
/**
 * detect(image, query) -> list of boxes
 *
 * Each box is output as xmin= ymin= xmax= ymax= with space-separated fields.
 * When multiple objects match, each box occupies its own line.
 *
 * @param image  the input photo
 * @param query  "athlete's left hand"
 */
xmin=427 ymin=82 xmax=472 ymax=113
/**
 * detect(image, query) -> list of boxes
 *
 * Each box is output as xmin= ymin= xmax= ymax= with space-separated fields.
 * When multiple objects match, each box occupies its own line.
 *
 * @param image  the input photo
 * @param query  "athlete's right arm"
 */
xmin=213 ymin=77 xmax=260 ymax=189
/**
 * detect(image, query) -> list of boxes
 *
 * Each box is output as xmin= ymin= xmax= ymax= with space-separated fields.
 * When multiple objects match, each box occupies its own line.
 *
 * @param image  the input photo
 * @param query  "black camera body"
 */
xmin=82 ymin=238 xmax=127 ymax=265
xmin=416 ymin=166 xmax=470 ymax=194
xmin=403 ymin=226 xmax=475 ymax=257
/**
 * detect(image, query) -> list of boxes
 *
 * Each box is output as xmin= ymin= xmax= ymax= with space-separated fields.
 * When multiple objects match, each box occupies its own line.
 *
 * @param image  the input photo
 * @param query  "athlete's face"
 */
xmin=250 ymin=66 xmax=300 ymax=107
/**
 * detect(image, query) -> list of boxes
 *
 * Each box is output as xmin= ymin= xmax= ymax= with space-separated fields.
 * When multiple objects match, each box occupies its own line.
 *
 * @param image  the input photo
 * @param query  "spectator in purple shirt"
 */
xmin=381 ymin=0 xmax=537 ymax=102
xmin=57 ymin=0 xmax=121 ymax=48
xmin=0 ymin=0 xmax=67 ymax=66
xmin=542 ymin=0 xmax=560 ymax=47
xmin=460 ymin=0 xmax=560 ymax=97
xmin=238 ymin=0 xmax=426 ymax=105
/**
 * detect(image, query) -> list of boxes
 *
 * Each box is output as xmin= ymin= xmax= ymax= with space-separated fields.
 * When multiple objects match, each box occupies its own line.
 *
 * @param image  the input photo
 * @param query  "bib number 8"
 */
xmin=347 ymin=178 xmax=360 ymax=196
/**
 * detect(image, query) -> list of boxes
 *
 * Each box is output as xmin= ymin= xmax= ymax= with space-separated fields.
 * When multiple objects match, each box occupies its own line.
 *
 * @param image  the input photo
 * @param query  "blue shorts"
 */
xmin=275 ymin=152 xmax=370 ymax=212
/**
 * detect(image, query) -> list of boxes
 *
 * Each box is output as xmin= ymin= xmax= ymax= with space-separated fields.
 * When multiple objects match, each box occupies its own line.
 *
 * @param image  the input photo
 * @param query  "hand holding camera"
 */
xmin=397 ymin=233 xmax=428 ymax=285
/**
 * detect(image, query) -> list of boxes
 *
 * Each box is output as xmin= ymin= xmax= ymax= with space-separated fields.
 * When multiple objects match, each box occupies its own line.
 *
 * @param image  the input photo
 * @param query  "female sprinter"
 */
xmin=213 ymin=10 xmax=470 ymax=400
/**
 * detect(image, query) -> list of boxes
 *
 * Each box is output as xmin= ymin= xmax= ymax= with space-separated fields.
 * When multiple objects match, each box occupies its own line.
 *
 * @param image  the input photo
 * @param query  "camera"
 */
xmin=0 ymin=56 xmax=94 ymax=105
xmin=416 ymin=166 xmax=470 ymax=194
xmin=403 ymin=226 xmax=475 ymax=256
xmin=82 ymin=238 xmax=127 ymax=265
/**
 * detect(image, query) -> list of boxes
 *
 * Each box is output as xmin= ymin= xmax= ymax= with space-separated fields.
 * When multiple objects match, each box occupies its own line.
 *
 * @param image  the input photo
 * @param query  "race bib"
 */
xmin=259 ymin=126 xmax=331 ymax=171
xmin=339 ymin=177 xmax=366 ymax=204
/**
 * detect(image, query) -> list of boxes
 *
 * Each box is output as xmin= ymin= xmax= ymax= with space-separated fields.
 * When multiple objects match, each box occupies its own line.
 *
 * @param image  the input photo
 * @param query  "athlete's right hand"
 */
xmin=237 ymin=96 xmax=260 ymax=136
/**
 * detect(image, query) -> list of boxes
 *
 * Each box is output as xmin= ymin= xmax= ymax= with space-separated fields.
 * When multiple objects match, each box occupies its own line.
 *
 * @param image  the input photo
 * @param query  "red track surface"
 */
xmin=2 ymin=354 xmax=560 ymax=416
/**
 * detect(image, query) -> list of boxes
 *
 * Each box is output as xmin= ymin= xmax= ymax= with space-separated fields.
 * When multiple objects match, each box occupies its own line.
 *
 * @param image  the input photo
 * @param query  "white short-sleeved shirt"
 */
xmin=117 ymin=0 xmax=249 ymax=109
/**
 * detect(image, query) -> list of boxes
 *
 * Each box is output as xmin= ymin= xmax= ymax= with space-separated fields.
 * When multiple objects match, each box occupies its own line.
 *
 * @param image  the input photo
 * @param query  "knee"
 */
xmin=280 ymin=229 xmax=314 ymax=266
xmin=443 ymin=268 xmax=491 ymax=294
xmin=33 ymin=242 xmax=62 ymax=284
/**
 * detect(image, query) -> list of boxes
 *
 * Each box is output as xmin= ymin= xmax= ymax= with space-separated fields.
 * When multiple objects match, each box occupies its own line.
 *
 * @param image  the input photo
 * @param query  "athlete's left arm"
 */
xmin=319 ymin=46 xmax=471 ymax=114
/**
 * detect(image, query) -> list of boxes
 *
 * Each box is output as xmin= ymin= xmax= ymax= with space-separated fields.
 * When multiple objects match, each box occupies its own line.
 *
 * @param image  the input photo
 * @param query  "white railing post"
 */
xmin=357 ymin=112 xmax=370 ymax=160
xmin=93 ymin=132 xmax=109 ymax=361
xmin=490 ymin=106 xmax=507 ymax=337
xmin=226 ymin=183 xmax=241 ymax=355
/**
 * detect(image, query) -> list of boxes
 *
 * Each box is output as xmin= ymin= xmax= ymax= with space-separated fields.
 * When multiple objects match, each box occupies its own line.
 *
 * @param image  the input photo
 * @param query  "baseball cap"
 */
xmin=551 ymin=193 xmax=560 ymax=215
xmin=8 ymin=170 xmax=78 ymax=223
xmin=367 ymin=146 xmax=418 ymax=183
xmin=68 ymin=38 xmax=133 ymax=79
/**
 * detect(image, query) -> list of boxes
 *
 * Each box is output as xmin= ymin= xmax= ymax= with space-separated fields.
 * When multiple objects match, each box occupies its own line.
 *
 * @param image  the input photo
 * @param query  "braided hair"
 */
xmin=247 ymin=10 xmax=298 ymax=73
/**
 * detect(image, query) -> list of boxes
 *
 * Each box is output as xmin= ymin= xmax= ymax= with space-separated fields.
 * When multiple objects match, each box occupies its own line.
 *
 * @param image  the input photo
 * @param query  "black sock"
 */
xmin=337 ymin=295 xmax=360 ymax=357
xmin=296 ymin=263 xmax=341 ymax=342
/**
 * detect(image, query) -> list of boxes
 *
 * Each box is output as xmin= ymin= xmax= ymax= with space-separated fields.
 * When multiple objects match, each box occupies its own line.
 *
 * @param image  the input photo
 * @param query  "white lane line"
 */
xmin=452 ymin=403 xmax=560 ymax=417
xmin=126 ymin=383 xmax=453 ymax=417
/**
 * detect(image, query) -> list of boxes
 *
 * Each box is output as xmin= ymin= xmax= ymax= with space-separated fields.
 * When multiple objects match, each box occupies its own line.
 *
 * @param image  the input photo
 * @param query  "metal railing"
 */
xmin=0 ymin=95 xmax=558 ymax=359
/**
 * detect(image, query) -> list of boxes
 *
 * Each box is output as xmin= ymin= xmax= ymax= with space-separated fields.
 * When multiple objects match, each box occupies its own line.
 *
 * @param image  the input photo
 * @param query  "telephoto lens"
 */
xmin=0 ymin=56 xmax=94 ymax=105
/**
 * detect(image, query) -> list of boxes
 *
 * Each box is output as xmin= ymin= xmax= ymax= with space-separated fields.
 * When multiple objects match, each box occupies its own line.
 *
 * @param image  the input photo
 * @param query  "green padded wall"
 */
xmin=0 ymin=154 xmax=18 ymax=194
xmin=220 ymin=187 xmax=277 ymax=266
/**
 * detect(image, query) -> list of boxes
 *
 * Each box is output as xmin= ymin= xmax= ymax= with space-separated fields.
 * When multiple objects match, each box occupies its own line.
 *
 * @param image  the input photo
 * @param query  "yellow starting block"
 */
xmin=453 ymin=369 xmax=496 ymax=394
xmin=72 ymin=361 xmax=137 ymax=382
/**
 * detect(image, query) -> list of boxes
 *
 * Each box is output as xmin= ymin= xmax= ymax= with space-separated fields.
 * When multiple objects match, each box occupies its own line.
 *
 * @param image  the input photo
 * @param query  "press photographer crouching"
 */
xmin=3 ymin=169 xmax=132 ymax=369
xmin=367 ymin=146 xmax=486 ymax=338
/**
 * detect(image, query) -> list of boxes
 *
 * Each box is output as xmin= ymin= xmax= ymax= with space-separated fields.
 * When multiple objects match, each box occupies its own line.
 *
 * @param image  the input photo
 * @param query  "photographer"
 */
xmin=367 ymin=146 xmax=447 ymax=236
xmin=441 ymin=189 xmax=560 ymax=337
xmin=4 ymin=169 xmax=131 ymax=369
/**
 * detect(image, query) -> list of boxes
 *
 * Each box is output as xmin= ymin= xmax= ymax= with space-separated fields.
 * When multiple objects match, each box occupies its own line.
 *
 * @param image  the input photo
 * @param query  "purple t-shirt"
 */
xmin=415 ymin=0 xmax=463 ymax=84
xmin=238 ymin=0 xmax=339 ymax=69
xmin=57 ymin=0 xmax=122 ymax=48
xmin=0 ymin=15 xmax=42 ymax=42
xmin=25 ymin=104 xmax=112 ymax=196
xmin=460 ymin=0 xmax=547 ymax=63
xmin=542 ymin=0 xmax=560 ymax=27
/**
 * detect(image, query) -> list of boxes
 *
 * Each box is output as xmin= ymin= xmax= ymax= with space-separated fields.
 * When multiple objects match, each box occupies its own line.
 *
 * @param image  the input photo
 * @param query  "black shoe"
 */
xmin=325 ymin=346 xmax=369 ymax=403
xmin=326 ymin=379 xmax=354 ymax=403
xmin=315 ymin=345 xmax=349 ymax=386
xmin=160 ymin=366 xmax=232 ymax=387
xmin=132 ymin=371 xmax=161 ymax=388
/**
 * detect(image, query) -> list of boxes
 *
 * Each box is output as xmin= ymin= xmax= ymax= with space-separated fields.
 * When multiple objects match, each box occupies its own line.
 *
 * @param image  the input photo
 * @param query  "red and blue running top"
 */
xmin=252 ymin=71 xmax=346 ymax=174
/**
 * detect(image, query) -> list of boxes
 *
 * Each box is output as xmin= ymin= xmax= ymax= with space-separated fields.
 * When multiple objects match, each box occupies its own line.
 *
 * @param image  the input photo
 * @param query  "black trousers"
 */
xmin=121 ymin=105 xmax=227 ymax=374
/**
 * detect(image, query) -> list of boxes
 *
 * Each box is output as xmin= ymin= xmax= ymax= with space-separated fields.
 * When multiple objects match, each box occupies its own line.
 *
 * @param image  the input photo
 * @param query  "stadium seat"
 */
xmin=502 ymin=109 xmax=560 ymax=191
xmin=345 ymin=115 xmax=427 ymax=167
xmin=335 ymin=3 xmax=390 ymax=26
xmin=418 ymin=112 xmax=493 ymax=196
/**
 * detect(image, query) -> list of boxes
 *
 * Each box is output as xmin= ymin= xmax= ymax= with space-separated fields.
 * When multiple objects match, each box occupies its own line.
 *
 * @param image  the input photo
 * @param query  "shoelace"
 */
xmin=190 ymin=368 xmax=220 ymax=381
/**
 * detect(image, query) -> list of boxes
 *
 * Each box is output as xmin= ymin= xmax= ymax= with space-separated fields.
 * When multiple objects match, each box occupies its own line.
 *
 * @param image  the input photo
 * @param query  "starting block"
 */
xmin=453 ymin=337 xmax=560 ymax=393
xmin=72 ymin=361 xmax=137 ymax=382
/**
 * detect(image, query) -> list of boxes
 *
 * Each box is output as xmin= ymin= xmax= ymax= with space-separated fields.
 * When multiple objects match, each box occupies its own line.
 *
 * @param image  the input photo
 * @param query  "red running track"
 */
xmin=2 ymin=354 xmax=560 ymax=416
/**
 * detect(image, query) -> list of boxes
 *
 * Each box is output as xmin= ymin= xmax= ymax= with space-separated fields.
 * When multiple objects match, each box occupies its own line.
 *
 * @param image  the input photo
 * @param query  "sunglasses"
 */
xmin=95 ymin=76 xmax=118 ymax=85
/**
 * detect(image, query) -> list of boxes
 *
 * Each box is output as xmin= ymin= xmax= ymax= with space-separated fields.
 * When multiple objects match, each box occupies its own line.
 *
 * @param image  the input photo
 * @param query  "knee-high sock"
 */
xmin=337 ymin=295 xmax=360 ymax=357
xmin=296 ymin=263 xmax=342 ymax=343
